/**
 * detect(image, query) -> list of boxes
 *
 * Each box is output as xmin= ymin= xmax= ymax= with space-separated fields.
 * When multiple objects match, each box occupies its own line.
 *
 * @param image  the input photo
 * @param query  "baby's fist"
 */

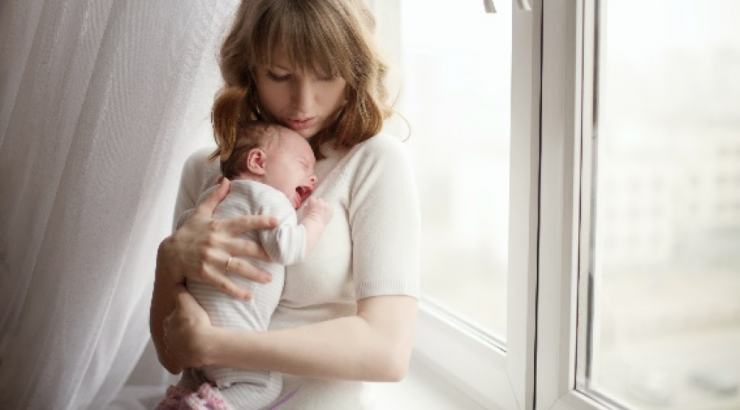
xmin=304 ymin=197 xmax=334 ymax=224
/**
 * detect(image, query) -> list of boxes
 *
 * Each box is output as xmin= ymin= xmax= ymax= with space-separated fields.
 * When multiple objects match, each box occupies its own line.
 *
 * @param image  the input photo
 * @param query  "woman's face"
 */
xmin=254 ymin=48 xmax=348 ymax=140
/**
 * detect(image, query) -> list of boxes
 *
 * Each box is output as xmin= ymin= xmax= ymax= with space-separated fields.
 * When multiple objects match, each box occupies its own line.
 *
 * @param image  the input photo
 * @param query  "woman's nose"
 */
xmin=291 ymin=79 xmax=313 ymax=113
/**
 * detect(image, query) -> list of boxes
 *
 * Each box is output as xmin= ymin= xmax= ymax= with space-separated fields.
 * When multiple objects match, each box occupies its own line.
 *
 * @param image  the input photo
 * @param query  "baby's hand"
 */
xmin=303 ymin=197 xmax=334 ymax=225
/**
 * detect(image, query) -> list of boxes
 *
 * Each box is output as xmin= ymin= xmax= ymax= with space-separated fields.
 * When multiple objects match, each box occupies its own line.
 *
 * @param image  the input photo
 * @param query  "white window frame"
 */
xmin=372 ymin=1 xmax=617 ymax=410
xmin=389 ymin=1 xmax=544 ymax=409
xmin=536 ymin=1 xmax=611 ymax=410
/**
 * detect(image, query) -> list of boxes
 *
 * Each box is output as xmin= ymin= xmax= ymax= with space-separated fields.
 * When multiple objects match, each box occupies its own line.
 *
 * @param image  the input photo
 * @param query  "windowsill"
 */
xmin=112 ymin=354 xmax=488 ymax=410
xmin=372 ymin=355 xmax=489 ymax=410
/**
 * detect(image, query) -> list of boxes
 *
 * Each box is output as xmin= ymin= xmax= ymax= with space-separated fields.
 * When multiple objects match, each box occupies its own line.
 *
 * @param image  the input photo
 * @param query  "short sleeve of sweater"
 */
xmin=348 ymin=135 xmax=421 ymax=300
xmin=173 ymin=146 xmax=219 ymax=232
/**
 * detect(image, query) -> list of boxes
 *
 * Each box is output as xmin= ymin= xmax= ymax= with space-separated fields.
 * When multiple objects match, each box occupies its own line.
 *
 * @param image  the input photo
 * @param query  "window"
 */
xmin=580 ymin=1 xmax=740 ymax=409
xmin=381 ymin=0 xmax=512 ymax=343
xmin=377 ymin=1 xmax=739 ymax=409
xmin=538 ymin=1 xmax=740 ymax=410
xmin=374 ymin=1 xmax=538 ymax=408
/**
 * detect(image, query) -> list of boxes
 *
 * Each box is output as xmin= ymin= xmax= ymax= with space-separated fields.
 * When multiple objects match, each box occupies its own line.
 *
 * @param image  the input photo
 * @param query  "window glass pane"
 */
xmin=379 ymin=0 xmax=511 ymax=340
xmin=584 ymin=1 xmax=740 ymax=408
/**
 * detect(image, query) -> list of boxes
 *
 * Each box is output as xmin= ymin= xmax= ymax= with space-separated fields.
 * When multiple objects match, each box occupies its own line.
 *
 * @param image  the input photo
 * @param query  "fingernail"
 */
xmin=262 ymin=273 xmax=272 ymax=283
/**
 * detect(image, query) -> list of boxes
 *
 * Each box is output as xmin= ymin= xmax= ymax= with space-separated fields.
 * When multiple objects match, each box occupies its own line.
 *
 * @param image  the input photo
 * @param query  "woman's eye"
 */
xmin=267 ymin=71 xmax=290 ymax=82
xmin=317 ymin=75 xmax=336 ymax=82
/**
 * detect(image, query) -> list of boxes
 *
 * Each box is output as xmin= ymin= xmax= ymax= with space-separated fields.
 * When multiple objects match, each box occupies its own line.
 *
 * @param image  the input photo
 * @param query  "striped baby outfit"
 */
xmin=184 ymin=180 xmax=306 ymax=410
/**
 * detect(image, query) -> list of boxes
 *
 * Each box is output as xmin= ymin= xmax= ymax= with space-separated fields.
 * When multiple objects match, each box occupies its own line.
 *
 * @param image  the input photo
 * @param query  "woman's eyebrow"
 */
xmin=270 ymin=63 xmax=292 ymax=71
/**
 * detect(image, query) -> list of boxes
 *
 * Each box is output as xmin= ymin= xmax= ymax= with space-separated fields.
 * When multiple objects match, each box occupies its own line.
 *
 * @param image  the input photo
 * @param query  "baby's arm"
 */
xmin=300 ymin=197 xmax=334 ymax=257
xmin=259 ymin=195 xmax=332 ymax=265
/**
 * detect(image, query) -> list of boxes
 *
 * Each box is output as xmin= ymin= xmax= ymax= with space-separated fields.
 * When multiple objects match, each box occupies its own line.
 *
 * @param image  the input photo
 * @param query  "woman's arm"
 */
xmin=150 ymin=178 xmax=278 ymax=374
xmin=150 ymin=252 xmax=184 ymax=374
xmin=163 ymin=135 xmax=420 ymax=380
xmin=165 ymin=286 xmax=417 ymax=381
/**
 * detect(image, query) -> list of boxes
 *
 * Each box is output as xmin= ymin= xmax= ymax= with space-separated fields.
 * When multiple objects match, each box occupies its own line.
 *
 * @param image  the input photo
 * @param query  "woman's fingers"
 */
xmin=224 ymin=214 xmax=278 ymax=237
xmin=164 ymin=284 xmax=212 ymax=368
xmin=166 ymin=180 xmax=276 ymax=292
xmin=194 ymin=178 xmax=231 ymax=216
xmin=173 ymin=282 xmax=198 ymax=308
xmin=202 ymin=265 xmax=255 ymax=300
xmin=171 ymin=283 xmax=212 ymax=328
xmin=222 ymin=253 xmax=271 ymax=285
xmin=202 ymin=235 xmax=272 ymax=286
xmin=224 ymin=236 xmax=272 ymax=263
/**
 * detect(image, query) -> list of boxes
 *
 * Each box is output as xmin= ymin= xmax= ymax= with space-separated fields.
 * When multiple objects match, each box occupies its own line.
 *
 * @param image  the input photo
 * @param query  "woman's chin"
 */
xmin=294 ymin=128 xmax=318 ymax=140
xmin=287 ymin=122 xmax=320 ymax=140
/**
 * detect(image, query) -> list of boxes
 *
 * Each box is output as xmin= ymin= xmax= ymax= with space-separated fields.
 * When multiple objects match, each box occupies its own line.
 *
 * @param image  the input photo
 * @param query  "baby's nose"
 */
xmin=308 ymin=175 xmax=317 ymax=186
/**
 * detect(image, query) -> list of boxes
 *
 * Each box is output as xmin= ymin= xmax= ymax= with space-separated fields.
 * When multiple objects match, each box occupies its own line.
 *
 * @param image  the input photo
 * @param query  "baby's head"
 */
xmin=222 ymin=121 xmax=317 ymax=209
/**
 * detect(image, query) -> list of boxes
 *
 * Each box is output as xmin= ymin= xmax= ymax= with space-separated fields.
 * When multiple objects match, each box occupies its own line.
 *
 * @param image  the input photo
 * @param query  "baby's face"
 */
xmin=262 ymin=128 xmax=318 ymax=209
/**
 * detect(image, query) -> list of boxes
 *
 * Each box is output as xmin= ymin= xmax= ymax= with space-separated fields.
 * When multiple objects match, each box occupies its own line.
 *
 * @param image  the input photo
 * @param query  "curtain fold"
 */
xmin=0 ymin=1 xmax=236 ymax=409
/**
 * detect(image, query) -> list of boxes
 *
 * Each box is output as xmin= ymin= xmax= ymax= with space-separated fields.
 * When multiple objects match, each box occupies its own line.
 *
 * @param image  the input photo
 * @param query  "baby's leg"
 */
xmin=153 ymin=381 xmax=233 ymax=410
xmin=153 ymin=385 xmax=192 ymax=410
xmin=182 ymin=383 xmax=232 ymax=410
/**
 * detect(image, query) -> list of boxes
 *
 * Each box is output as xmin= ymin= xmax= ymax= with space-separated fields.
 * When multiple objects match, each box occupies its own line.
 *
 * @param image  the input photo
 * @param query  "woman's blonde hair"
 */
xmin=211 ymin=0 xmax=392 ymax=162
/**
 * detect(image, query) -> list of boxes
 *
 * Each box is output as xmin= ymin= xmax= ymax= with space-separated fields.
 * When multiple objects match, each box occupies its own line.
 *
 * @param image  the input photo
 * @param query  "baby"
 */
xmin=160 ymin=121 xmax=333 ymax=410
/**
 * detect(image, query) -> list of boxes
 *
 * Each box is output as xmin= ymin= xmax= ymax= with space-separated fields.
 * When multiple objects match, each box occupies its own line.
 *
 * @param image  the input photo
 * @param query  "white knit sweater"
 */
xmin=174 ymin=133 xmax=421 ymax=410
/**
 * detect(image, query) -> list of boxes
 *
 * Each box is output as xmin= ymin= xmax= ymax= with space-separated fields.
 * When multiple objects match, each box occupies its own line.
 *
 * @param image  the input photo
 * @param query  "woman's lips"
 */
xmin=287 ymin=117 xmax=316 ymax=131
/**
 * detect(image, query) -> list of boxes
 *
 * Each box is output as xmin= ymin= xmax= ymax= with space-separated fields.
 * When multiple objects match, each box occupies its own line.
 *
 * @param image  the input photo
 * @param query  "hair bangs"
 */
xmin=249 ymin=0 xmax=357 ymax=84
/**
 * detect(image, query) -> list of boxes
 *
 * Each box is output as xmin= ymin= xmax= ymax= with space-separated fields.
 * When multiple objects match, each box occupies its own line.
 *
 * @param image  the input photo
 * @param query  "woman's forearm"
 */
xmin=150 ymin=248 xmax=182 ymax=374
xmin=208 ymin=295 xmax=418 ymax=382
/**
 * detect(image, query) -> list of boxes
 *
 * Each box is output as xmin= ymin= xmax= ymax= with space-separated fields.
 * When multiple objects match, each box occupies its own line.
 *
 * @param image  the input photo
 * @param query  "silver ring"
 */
xmin=226 ymin=256 xmax=234 ymax=271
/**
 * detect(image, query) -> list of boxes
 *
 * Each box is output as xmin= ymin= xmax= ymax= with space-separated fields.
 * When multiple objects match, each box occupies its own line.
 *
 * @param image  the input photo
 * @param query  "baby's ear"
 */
xmin=246 ymin=148 xmax=267 ymax=175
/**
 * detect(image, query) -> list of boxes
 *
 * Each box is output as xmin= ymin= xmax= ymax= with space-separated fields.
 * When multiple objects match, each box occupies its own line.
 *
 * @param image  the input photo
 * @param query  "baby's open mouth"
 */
xmin=296 ymin=185 xmax=313 ymax=203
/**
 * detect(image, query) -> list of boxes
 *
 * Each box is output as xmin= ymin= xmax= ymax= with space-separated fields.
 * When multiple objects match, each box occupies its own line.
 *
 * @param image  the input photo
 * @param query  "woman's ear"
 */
xmin=246 ymin=148 xmax=267 ymax=175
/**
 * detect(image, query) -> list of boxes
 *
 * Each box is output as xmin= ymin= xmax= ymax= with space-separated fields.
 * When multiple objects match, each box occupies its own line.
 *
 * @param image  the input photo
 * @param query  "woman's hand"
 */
xmin=163 ymin=284 xmax=215 ymax=368
xmin=158 ymin=178 xmax=278 ymax=299
xmin=151 ymin=178 xmax=277 ymax=374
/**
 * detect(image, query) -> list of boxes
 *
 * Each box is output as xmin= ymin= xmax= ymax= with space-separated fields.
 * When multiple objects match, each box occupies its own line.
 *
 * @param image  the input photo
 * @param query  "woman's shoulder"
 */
xmin=332 ymin=133 xmax=415 ymax=191
xmin=183 ymin=146 xmax=217 ymax=172
xmin=354 ymin=132 xmax=406 ymax=154
xmin=181 ymin=146 xmax=220 ymax=190
xmin=344 ymin=133 xmax=410 ymax=167
xmin=175 ymin=146 xmax=221 ymax=222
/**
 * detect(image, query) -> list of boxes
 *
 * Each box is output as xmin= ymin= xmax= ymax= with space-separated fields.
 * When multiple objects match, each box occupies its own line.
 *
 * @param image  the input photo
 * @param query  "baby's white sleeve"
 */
xmin=256 ymin=191 xmax=307 ymax=266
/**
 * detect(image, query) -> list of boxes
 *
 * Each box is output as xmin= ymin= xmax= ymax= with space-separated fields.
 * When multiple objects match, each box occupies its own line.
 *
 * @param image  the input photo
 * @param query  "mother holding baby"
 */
xmin=149 ymin=0 xmax=421 ymax=408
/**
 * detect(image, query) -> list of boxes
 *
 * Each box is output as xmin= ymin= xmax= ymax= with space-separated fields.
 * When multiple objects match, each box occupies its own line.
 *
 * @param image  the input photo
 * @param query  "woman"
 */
xmin=150 ymin=0 xmax=420 ymax=408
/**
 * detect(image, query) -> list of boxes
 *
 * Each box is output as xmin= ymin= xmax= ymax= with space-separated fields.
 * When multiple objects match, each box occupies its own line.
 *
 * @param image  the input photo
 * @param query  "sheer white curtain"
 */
xmin=0 ymin=1 xmax=235 ymax=409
